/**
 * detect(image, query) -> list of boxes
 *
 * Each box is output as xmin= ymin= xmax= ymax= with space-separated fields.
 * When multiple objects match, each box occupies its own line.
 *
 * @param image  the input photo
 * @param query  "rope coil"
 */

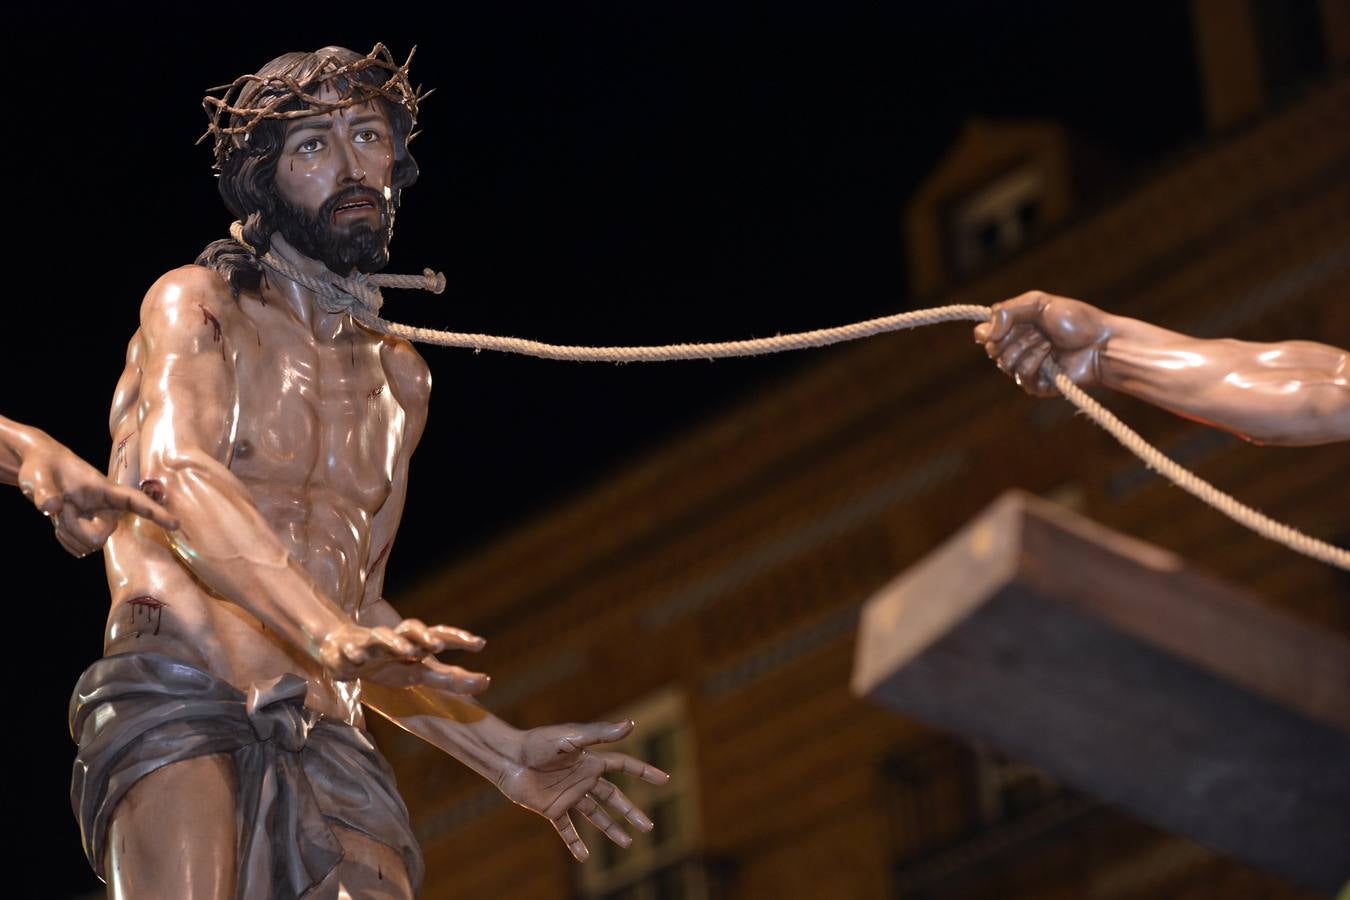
xmin=245 ymin=239 xmax=1349 ymax=572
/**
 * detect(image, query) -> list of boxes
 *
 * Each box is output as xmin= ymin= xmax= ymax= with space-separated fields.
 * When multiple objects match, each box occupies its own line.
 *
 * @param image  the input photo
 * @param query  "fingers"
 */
xmin=1034 ymin=358 xmax=1060 ymax=395
xmin=1015 ymin=343 xmax=1059 ymax=397
xmin=987 ymin=291 xmax=1050 ymax=343
xmin=427 ymin=623 xmax=487 ymax=652
xmin=419 ymin=658 xmax=491 ymax=694
xmin=52 ymin=504 xmax=100 ymax=557
xmin=567 ymin=720 xmax=634 ymax=750
xmin=90 ymin=482 xmax=180 ymax=531
xmin=62 ymin=512 xmax=118 ymax=555
xmin=590 ymin=778 xmax=653 ymax=832
xmin=22 ymin=464 xmax=61 ymax=517
xmin=990 ymin=329 xmax=1044 ymax=377
xmin=321 ymin=622 xmax=492 ymax=690
xmin=551 ymin=811 xmax=590 ymax=862
xmin=24 ymin=450 xmax=178 ymax=532
xmin=574 ymin=794 xmax=632 ymax=849
xmin=363 ymin=625 xmax=419 ymax=660
xmin=393 ymin=619 xmax=486 ymax=655
xmin=597 ymin=751 xmax=670 ymax=786
xmin=323 ymin=625 xmax=405 ymax=670
xmin=54 ymin=522 xmax=95 ymax=558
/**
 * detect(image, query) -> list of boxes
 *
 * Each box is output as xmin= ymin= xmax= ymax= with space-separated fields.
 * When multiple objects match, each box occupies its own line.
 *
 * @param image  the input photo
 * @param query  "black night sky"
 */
xmin=0 ymin=5 xmax=1212 ymax=894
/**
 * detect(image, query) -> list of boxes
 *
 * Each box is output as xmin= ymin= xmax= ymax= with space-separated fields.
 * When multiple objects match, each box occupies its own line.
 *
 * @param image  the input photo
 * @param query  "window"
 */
xmin=578 ymin=689 xmax=718 ymax=900
xmin=946 ymin=164 xmax=1046 ymax=277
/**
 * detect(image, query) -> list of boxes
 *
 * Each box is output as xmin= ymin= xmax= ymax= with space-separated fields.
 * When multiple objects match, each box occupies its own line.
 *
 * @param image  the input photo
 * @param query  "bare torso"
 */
xmin=103 ymin=264 xmax=428 ymax=725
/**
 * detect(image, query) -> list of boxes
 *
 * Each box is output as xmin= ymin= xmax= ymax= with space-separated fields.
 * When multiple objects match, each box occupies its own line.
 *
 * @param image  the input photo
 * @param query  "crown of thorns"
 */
xmin=199 ymin=43 xmax=428 ymax=170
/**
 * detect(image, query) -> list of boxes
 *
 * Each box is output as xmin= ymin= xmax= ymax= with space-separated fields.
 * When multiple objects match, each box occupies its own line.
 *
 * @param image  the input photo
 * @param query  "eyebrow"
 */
xmin=287 ymin=112 xmax=386 ymax=143
xmin=288 ymin=120 xmax=333 ymax=139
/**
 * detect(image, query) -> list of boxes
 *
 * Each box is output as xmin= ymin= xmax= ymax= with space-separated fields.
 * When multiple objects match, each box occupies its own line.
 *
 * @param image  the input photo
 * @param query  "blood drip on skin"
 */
xmin=114 ymin=433 xmax=132 ymax=471
xmin=198 ymin=304 xmax=223 ymax=342
xmin=367 ymin=385 xmax=384 ymax=402
xmin=125 ymin=595 xmax=169 ymax=636
xmin=369 ymin=540 xmax=392 ymax=573
xmin=198 ymin=304 xmax=226 ymax=359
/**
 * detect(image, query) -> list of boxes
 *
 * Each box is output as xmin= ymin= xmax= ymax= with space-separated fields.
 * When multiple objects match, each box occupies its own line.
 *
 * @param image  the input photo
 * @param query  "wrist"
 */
xmin=1 ymin=419 xmax=44 ymax=459
xmin=1 ymin=425 xmax=51 ymax=488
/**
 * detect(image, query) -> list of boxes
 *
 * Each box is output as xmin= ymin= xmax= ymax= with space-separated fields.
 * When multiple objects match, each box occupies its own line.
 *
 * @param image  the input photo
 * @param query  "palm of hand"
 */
xmin=502 ymin=727 xmax=609 ymax=816
xmin=498 ymin=721 xmax=669 ymax=861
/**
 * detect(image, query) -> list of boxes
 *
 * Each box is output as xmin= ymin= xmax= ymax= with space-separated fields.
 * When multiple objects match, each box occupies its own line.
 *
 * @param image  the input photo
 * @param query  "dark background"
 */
xmin=0 ymin=4 xmax=1209 ymax=894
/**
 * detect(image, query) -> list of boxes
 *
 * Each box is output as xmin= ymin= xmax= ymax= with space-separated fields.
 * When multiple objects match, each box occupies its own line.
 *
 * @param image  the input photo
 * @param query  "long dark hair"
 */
xmin=195 ymin=46 xmax=421 ymax=296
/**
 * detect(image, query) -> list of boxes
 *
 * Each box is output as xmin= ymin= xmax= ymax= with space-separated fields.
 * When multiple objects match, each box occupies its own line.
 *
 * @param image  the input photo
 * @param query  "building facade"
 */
xmin=383 ymin=5 xmax=1350 ymax=897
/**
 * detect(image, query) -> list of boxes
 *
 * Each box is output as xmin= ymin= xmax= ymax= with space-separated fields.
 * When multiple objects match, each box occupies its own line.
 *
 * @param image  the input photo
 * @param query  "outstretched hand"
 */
xmin=319 ymin=619 xmax=491 ymax=694
xmin=497 ymin=720 xmax=670 ymax=861
xmin=18 ymin=432 xmax=179 ymax=557
xmin=975 ymin=290 xmax=1112 ymax=396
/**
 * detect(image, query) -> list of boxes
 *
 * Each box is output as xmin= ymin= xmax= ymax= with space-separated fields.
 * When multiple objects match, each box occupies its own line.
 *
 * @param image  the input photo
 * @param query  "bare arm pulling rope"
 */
xmin=251 ymin=243 xmax=1350 ymax=571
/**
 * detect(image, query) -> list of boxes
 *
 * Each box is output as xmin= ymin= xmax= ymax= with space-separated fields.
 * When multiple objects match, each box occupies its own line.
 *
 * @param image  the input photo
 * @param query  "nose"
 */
xmin=336 ymin=139 xmax=366 ymax=184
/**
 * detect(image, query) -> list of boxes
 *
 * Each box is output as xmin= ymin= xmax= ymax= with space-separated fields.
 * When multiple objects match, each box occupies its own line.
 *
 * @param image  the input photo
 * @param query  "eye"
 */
xmin=354 ymin=129 xmax=382 ymax=144
xmin=295 ymin=137 xmax=323 ymax=153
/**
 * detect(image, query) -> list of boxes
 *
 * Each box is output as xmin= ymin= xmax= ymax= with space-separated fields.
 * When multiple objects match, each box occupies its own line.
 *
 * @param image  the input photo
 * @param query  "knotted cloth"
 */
xmin=70 ymin=652 xmax=423 ymax=899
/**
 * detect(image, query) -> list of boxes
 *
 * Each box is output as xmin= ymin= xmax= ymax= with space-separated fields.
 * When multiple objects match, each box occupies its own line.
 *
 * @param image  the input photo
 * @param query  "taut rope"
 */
xmin=243 ymin=233 xmax=1349 ymax=572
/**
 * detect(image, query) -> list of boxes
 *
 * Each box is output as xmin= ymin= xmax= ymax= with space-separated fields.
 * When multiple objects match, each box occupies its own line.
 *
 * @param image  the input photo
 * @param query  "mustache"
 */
xmin=322 ymin=186 xmax=388 ymax=222
xmin=271 ymin=184 xmax=393 ymax=275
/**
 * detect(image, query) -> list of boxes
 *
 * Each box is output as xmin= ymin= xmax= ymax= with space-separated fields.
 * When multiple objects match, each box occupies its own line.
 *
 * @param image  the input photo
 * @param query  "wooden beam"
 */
xmin=852 ymin=490 xmax=1350 ymax=895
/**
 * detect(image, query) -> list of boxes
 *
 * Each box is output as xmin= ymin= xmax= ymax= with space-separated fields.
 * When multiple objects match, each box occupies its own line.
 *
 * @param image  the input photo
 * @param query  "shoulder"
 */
xmin=141 ymin=265 xmax=238 ymax=340
xmin=137 ymin=266 xmax=237 ymax=355
xmin=379 ymin=334 xmax=432 ymax=410
xmin=139 ymin=265 xmax=233 ymax=325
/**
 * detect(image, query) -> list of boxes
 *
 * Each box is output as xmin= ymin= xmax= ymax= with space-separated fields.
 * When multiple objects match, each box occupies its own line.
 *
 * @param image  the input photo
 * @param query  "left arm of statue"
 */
xmin=360 ymin=598 xmax=669 ymax=861
xmin=0 ymin=414 xmax=179 ymax=556
xmin=355 ymin=340 xmax=669 ymax=861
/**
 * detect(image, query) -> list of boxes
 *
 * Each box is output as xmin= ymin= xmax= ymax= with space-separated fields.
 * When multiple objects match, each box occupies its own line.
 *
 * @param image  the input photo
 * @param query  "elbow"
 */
xmin=1308 ymin=383 xmax=1350 ymax=444
xmin=139 ymin=447 xmax=230 ymax=513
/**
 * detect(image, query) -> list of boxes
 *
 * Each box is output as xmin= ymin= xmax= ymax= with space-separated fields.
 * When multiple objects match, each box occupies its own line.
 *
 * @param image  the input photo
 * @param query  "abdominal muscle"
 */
xmin=101 ymin=488 xmax=373 ymax=728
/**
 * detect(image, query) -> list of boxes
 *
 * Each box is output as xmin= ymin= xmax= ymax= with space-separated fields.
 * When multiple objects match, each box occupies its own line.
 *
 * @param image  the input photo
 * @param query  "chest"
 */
xmin=228 ymin=317 xmax=405 ymax=507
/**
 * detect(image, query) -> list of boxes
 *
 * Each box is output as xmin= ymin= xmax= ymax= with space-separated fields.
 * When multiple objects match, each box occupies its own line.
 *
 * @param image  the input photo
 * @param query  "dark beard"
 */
xmin=271 ymin=186 xmax=394 ymax=275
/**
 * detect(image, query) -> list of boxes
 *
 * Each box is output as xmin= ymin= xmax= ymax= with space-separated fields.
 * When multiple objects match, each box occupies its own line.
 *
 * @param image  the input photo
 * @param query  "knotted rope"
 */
xmin=238 ymin=227 xmax=1349 ymax=571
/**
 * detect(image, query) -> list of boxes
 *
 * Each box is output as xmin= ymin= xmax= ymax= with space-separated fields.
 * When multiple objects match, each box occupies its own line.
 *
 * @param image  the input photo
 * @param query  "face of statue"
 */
xmin=272 ymin=83 xmax=398 ymax=273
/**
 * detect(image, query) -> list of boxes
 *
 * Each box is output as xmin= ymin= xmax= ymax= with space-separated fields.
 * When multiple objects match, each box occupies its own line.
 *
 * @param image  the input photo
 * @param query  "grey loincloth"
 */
xmin=69 ymin=652 xmax=424 ymax=899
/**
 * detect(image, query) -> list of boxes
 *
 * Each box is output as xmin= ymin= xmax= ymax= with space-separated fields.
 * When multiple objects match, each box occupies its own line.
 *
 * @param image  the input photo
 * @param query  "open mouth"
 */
xmin=333 ymin=197 xmax=378 ymax=219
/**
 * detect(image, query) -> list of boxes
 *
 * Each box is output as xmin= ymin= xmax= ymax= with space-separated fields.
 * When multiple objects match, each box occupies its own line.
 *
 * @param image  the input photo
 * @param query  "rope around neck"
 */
xmin=231 ymin=221 xmax=446 ymax=317
xmin=237 ymin=232 xmax=1348 ymax=571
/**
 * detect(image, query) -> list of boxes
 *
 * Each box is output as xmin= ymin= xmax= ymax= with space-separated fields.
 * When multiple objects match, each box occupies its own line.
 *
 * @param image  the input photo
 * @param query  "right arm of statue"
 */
xmin=132 ymin=268 xmax=476 ymax=686
xmin=976 ymin=291 xmax=1350 ymax=446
